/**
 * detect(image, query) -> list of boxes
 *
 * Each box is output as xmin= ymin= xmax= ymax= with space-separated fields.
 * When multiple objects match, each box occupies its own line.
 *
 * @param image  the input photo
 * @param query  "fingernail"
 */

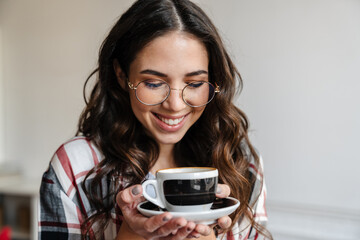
xmin=225 ymin=218 xmax=230 ymax=225
xmin=216 ymin=185 xmax=222 ymax=194
xmin=223 ymin=218 xmax=231 ymax=227
xmin=132 ymin=186 xmax=140 ymax=196
xmin=163 ymin=216 xmax=171 ymax=222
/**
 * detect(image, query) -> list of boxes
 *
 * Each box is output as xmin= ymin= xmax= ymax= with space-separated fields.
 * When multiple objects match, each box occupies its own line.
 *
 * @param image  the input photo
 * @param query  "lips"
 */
xmin=157 ymin=115 xmax=185 ymax=126
xmin=153 ymin=112 xmax=188 ymax=129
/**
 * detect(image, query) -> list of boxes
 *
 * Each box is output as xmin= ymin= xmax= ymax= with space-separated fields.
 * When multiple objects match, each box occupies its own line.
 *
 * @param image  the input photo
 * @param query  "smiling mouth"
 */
xmin=154 ymin=113 xmax=186 ymax=126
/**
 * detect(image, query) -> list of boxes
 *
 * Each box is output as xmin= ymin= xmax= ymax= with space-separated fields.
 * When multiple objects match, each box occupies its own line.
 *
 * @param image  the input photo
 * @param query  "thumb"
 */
xmin=116 ymin=185 xmax=143 ymax=212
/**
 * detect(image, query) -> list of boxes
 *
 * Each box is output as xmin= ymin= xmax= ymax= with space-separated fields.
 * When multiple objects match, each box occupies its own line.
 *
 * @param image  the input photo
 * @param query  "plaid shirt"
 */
xmin=38 ymin=137 xmax=268 ymax=239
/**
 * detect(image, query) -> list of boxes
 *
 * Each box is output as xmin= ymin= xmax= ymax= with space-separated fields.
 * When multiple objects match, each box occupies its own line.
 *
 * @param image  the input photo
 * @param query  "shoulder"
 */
xmin=39 ymin=137 xmax=105 ymax=232
xmin=47 ymin=137 xmax=103 ymax=189
xmin=240 ymin=141 xmax=264 ymax=180
xmin=237 ymin=142 xmax=268 ymax=228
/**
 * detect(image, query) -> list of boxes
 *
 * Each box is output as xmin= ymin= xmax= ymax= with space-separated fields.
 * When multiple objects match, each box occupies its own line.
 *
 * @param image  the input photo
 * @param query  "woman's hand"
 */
xmin=116 ymin=183 xmax=232 ymax=239
xmin=212 ymin=184 xmax=232 ymax=237
xmin=188 ymin=183 xmax=232 ymax=238
xmin=116 ymin=185 xmax=202 ymax=239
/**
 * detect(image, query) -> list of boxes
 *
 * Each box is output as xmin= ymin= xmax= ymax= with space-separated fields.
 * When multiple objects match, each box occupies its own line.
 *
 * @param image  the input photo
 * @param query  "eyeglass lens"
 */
xmin=135 ymin=79 xmax=215 ymax=107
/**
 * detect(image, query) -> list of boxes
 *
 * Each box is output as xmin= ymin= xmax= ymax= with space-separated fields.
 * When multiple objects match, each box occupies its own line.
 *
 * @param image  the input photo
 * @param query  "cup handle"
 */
xmin=142 ymin=179 xmax=166 ymax=209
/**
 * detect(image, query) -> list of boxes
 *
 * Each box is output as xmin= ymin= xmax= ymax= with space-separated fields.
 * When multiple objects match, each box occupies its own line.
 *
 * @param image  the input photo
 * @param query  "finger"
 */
xmin=143 ymin=212 xmax=173 ymax=233
xmin=193 ymin=224 xmax=212 ymax=237
xmin=116 ymin=185 xmax=143 ymax=212
xmin=216 ymin=184 xmax=231 ymax=198
xmin=172 ymin=222 xmax=195 ymax=240
xmin=188 ymin=231 xmax=201 ymax=239
xmin=217 ymin=216 xmax=231 ymax=230
xmin=155 ymin=217 xmax=188 ymax=238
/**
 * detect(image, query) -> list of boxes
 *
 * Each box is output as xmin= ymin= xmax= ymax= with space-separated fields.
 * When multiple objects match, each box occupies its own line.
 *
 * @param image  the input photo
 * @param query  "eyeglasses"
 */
xmin=127 ymin=79 xmax=220 ymax=107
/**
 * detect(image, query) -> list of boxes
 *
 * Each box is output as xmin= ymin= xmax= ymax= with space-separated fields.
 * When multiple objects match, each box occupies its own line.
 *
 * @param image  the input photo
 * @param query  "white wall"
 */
xmin=1 ymin=0 xmax=359 ymax=239
xmin=195 ymin=1 xmax=360 ymax=239
xmin=0 ymin=0 xmax=134 ymax=174
xmin=0 ymin=24 xmax=4 ymax=163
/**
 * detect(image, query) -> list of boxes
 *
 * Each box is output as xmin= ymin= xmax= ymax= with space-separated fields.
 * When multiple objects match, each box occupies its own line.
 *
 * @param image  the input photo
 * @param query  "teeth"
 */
xmin=158 ymin=115 xmax=185 ymax=126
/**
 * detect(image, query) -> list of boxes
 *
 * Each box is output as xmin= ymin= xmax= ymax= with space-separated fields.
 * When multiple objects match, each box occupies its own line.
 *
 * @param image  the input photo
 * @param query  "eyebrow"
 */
xmin=185 ymin=70 xmax=208 ymax=77
xmin=139 ymin=69 xmax=208 ymax=78
xmin=140 ymin=69 xmax=167 ymax=77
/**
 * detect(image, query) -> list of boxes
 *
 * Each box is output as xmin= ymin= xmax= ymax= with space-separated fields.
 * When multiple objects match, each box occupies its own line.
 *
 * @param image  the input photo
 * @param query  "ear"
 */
xmin=113 ymin=59 xmax=127 ymax=90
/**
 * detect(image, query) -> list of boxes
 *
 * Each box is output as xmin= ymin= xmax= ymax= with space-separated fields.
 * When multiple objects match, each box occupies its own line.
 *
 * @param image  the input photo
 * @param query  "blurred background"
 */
xmin=0 ymin=0 xmax=359 ymax=239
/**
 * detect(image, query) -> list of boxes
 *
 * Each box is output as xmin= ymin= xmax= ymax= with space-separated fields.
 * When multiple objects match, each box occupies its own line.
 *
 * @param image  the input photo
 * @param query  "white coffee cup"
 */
xmin=142 ymin=167 xmax=218 ymax=212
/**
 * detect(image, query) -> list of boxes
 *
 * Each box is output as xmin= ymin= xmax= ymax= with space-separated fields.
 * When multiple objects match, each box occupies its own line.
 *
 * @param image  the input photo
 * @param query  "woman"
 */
xmin=39 ymin=0 xmax=271 ymax=239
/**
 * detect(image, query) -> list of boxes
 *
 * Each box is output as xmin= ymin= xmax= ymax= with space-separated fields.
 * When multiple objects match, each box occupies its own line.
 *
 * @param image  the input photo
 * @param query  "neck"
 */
xmin=150 ymin=143 xmax=177 ymax=173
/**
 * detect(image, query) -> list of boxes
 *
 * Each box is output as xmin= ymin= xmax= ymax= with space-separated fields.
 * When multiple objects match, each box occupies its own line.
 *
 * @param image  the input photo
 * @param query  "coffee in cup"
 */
xmin=142 ymin=167 xmax=218 ymax=212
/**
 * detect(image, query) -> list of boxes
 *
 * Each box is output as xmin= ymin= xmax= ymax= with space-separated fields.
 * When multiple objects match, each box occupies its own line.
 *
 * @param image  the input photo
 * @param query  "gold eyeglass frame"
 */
xmin=127 ymin=79 xmax=220 ymax=107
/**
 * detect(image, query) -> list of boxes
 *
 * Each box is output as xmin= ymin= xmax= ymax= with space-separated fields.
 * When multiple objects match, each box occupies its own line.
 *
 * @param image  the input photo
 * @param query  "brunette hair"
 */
xmin=77 ymin=0 xmax=271 ymax=239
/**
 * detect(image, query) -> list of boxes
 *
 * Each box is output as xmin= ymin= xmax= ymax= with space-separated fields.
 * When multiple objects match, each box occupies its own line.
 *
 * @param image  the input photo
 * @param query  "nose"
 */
xmin=162 ymin=88 xmax=187 ymax=111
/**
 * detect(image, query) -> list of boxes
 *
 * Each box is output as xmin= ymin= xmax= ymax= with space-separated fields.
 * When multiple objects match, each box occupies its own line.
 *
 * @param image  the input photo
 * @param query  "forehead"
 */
xmin=130 ymin=32 xmax=209 ymax=74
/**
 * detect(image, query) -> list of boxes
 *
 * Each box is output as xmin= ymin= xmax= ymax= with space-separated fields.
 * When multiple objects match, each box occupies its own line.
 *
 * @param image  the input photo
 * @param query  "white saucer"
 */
xmin=137 ymin=197 xmax=240 ymax=225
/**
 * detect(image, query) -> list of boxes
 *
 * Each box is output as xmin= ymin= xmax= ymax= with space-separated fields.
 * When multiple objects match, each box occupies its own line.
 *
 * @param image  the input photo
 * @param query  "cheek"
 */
xmin=129 ymin=93 xmax=152 ymax=119
xmin=192 ymin=107 xmax=206 ymax=120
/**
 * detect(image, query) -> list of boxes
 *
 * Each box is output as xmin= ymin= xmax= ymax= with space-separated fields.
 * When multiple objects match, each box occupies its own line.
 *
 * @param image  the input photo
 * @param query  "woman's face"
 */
xmin=122 ymin=32 xmax=209 ymax=147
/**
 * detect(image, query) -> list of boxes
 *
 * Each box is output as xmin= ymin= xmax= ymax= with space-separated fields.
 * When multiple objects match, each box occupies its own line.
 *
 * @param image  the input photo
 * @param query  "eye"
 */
xmin=187 ymin=81 xmax=204 ymax=88
xmin=142 ymin=79 xmax=166 ymax=89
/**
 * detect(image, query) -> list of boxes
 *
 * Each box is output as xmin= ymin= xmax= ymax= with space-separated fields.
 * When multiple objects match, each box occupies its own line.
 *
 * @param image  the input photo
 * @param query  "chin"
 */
xmin=154 ymin=134 xmax=184 ymax=146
